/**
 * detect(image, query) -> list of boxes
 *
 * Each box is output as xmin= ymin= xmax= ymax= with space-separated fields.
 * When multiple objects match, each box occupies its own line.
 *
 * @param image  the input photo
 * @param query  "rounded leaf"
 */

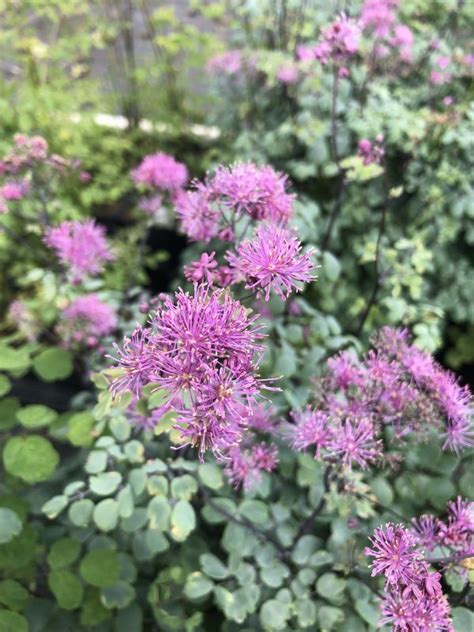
xmin=16 ymin=405 xmax=57 ymax=429
xmin=184 ymin=572 xmax=213 ymax=600
xmin=93 ymin=499 xmax=119 ymax=532
xmin=89 ymin=472 xmax=122 ymax=496
xmin=0 ymin=509 xmax=22 ymax=544
xmin=48 ymin=569 xmax=84 ymax=610
xmin=68 ymin=499 xmax=94 ymax=527
xmin=0 ymin=610 xmax=28 ymax=632
xmin=3 ymin=435 xmax=59 ymax=483
xmin=48 ymin=537 xmax=81 ymax=569
xmin=33 ymin=347 xmax=73 ymax=382
xmin=80 ymin=549 xmax=120 ymax=588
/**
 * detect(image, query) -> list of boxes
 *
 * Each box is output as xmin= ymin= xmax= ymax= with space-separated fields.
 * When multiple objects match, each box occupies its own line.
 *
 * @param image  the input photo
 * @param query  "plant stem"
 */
xmin=293 ymin=464 xmax=332 ymax=542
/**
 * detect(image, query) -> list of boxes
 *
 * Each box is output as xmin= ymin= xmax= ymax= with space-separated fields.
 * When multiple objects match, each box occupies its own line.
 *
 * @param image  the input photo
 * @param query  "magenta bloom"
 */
xmin=1 ymin=181 xmax=28 ymax=200
xmin=184 ymin=252 xmax=218 ymax=284
xmin=365 ymin=523 xmax=424 ymax=586
xmin=131 ymin=152 xmax=188 ymax=191
xmin=410 ymin=515 xmax=441 ymax=552
xmin=327 ymin=350 xmax=364 ymax=389
xmin=361 ymin=0 xmax=398 ymax=38
xmin=277 ymin=65 xmax=299 ymax=84
xmin=110 ymin=285 xmax=267 ymax=457
xmin=60 ymin=294 xmax=117 ymax=347
xmin=207 ymin=50 xmax=242 ymax=75
xmin=328 ymin=418 xmax=381 ymax=469
xmin=211 ymin=163 xmax=295 ymax=224
xmin=227 ymin=224 xmax=315 ymax=301
xmin=175 ymin=189 xmax=221 ymax=242
xmin=321 ymin=14 xmax=360 ymax=60
xmin=44 ymin=219 xmax=114 ymax=282
xmin=225 ymin=442 xmax=278 ymax=490
xmin=291 ymin=407 xmax=333 ymax=458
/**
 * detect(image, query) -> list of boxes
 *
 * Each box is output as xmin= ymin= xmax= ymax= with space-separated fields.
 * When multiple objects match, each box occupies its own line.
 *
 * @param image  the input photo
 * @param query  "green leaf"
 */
xmin=89 ymin=472 xmax=122 ymax=496
xmin=144 ymin=530 xmax=169 ymax=555
xmin=171 ymin=475 xmax=198 ymax=500
xmin=33 ymin=347 xmax=73 ymax=382
xmin=0 ymin=579 xmax=29 ymax=611
xmin=355 ymin=599 xmax=379 ymax=626
xmin=121 ymin=508 xmax=148 ymax=533
xmin=117 ymin=485 xmax=134 ymax=518
xmin=48 ymin=569 xmax=84 ymax=610
xmin=147 ymin=388 xmax=170 ymax=409
xmin=80 ymin=549 xmax=120 ymax=588
xmin=0 ymin=345 xmax=30 ymax=373
xmin=80 ymin=588 xmax=112 ymax=626
xmin=259 ymin=599 xmax=290 ymax=630
xmin=261 ymin=561 xmax=290 ymax=588
xmin=123 ymin=440 xmax=145 ymax=463
xmin=42 ymin=495 xmax=68 ymax=519
xmin=85 ymin=450 xmax=108 ymax=474
xmin=16 ymin=404 xmax=57 ymax=429
xmin=147 ymin=496 xmax=171 ymax=531
xmin=170 ymin=500 xmax=196 ymax=542
xmin=93 ymin=499 xmax=119 ymax=532
xmin=112 ymin=603 xmax=143 ymax=632
xmin=200 ymin=553 xmax=229 ymax=580
xmin=3 ymin=435 xmax=59 ymax=483
xmin=239 ymin=500 xmax=269 ymax=525
xmin=198 ymin=463 xmax=224 ymax=490
xmin=0 ymin=375 xmax=11 ymax=397
xmin=184 ymin=572 xmax=213 ymax=600
xmin=452 ymin=607 xmax=474 ymax=632
xmin=322 ymin=251 xmax=341 ymax=281
xmin=67 ymin=412 xmax=95 ymax=447
xmin=318 ymin=605 xmax=345 ymax=630
xmin=0 ymin=509 xmax=22 ymax=544
xmin=0 ymin=398 xmax=19 ymax=431
xmin=109 ymin=417 xmax=132 ymax=442
xmin=100 ymin=581 xmax=135 ymax=610
xmin=68 ymin=499 xmax=94 ymax=527
xmin=316 ymin=573 xmax=346 ymax=603
xmin=0 ymin=610 xmax=28 ymax=632
xmin=292 ymin=535 xmax=321 ymax=566
xmin=295 ymin=598 xmax=317 ymax=628
xmin=48 ymin=538 xmax=81 ymax=569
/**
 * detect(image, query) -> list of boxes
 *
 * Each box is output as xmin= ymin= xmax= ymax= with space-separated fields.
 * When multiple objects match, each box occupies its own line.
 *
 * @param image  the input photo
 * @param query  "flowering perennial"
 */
xmin=44 ymin=219 xmax=114 ymax=282
xmin=59 ymin=294 xmax=117 ymax=347
xmin=365 ymin=523 xmax=454 ymax=630
xmin=226 ymin=224 xmax=316 ymax=301
xmin=290 ymin=327 xmax=473 ymax=468
xmin=131 ymin=152 xmax=188 ymax=191
xmin=109 ymin=284 xmax=269 ymax=457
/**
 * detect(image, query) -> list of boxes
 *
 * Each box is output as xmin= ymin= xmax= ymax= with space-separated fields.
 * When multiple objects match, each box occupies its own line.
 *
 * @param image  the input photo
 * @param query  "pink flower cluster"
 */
xmin=225 ymin=442 xmax=278 ymax=490
xmin=131 ymin=152 xmax=188 ymax=191
xmin=177 ymin=163 xmax=315 ymax=302
xmin=59 ymin=294 xmax=117 ymax=348
xmin=290 ymin=328 xmax=473 ymax=468
xmin=361 ymin=0 xmax=414 ymax=61
xmin=365 ymin=523 xmax=453 ymax=631
xmin=430 ymin=56 xmax=452 ymax=85
xmin=226 ymin=224 xmax=316 ymax=301
xmin=297 ymin=14 xmax=360 ymax=67
xmin=109 ymin=284 xmax=269 ymax=458
xmin=357 ymin=136 xmax=385 ymax=165
xmin=411 ymin=497 xmax=474 ymax=558
xmin=44 ymin=219 xmax=114 ymax=283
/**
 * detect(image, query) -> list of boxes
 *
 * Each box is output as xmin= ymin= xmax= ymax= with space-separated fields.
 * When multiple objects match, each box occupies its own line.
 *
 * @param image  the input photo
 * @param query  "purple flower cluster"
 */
xmin=290 ymin=327 xmax=473 ymax=467
xmin=131 ymin=152 xmax=188 ymax=191
xmin=225 ymin=442 xmax=278 ymax=490
xmin=297 ymin=15 xmax=360 ymax=67
xmin=44 ymin=219 xmax=114 ymax=283
xmin=226 ymin=224 xmax=315 ymax=301
xmin=411 ymin=497 xmax=474 ymax=557
xmin=176 ymin=163 xmax=315 ymax=302
xmin=365 ymin=523 xmax=453 ymax=631
xmin=59 ymin=294 xmax=117 ymax=348
xmin=176 ymin=163 xmax=295 ymax=242
xmin=109 ymin=284 xmax=269 ymax=457
xmin=361 ymin=0 xmax=414 ymax=61
xmin=357 ymin=136 xmax=385 ymax=165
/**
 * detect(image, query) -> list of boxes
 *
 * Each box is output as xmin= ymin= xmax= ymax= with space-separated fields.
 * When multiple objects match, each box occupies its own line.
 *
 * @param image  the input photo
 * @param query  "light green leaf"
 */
xmin=200 ymin=553 xmax=229 ymax=580
xmin=147 ymin=496 xmax=171 ymax=531
xmin=239 ymin=500 xmax=269 ymax=525
xmin=67 ymin=412 xmax=95 ymax=447
xmin=100 ymin=581 xmax=135 ymax=610
xmin=259 ymin=599 xmax=290 ymax=631
xmin=16 ymin=404 xmax=57 ymax=428
xmin=33 ymin=347 xmax=73 ymax=382
xmin=42 ymin=495 xmax=68 ymax=519
xmin=171 ymin=475 xmax=198 ymax=500
xmin=184 ymin=572 xmax=213 ymax=600
xmin=93 ymin=499 xmax=119 ymax=532
xmin=0 ymin=509 xmax=22 ymax=544
xmin=89 ymin=472 xmax=122 ymax=496
xmin=85 ymin=450 xmax=108 ymax=474
xmin=170 ymin=500 xmax=196 ymax=542
xmin=198 ymin=463 xmax=224 ymax=490
xmin=3 ymin=435 xmax=59 ymax=483
xmin=68 ymin=499 xmax=94 ymax=527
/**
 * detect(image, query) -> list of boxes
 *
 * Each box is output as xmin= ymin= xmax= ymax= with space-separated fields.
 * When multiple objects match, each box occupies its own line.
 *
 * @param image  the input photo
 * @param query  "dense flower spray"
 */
xmin=290 ymin=327 xmax=473 ymax=468
xmin=131 ymin=153 xmax=188 ymax=191
xmin=109 ymin=284 xmax=270 ymax=458
xmin=59 ymin=294 xmax=117 ymax=347
xmin=365 ymin=522 xmax=454 ymax=630
xmin=44 ymin=219 xmax=114 ymax=282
